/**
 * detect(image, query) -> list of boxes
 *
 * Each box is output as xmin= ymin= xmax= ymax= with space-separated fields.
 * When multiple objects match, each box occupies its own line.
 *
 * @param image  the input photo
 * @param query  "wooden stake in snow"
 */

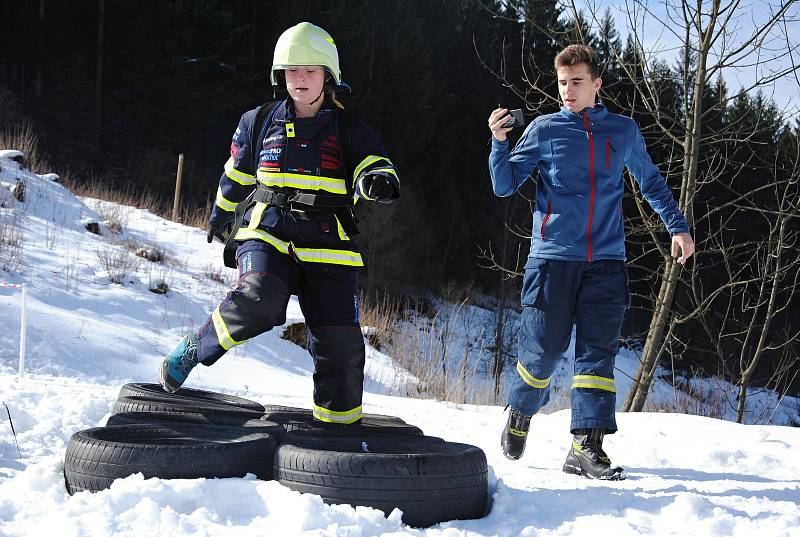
xmin=172 ymin=153 xmax=185 ymax=222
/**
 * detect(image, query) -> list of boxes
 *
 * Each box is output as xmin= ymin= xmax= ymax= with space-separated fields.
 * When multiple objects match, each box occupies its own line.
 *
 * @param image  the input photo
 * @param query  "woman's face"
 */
xmin=284 ymin=66 xmax=326 ymax=105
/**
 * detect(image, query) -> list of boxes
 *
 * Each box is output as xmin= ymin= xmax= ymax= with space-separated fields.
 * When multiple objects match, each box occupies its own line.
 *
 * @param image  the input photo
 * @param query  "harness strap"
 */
xmin=256 ymin=184 xmax=360 ymax=237
xmin=222 ymin=103 xmax=361 ymax=268
xmin=287 ymin=191 xmax=350 ymax=209
xmin=334 ymin=109 xmax=360 ymax=237
xmin=223 ymin=102 xmax=277 ymax=268
xmin=223 ymin=188 xmax=254 ymax=268
xmin=250 ymin=184 xmax=349 ymax=209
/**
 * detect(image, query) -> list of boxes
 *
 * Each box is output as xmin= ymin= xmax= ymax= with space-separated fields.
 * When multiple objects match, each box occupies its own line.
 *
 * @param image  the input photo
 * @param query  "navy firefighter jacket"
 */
xmin=489 ymin=105 xmax=688 ymax=262
xmin=211 ymin=98 xmax=399 ymax=268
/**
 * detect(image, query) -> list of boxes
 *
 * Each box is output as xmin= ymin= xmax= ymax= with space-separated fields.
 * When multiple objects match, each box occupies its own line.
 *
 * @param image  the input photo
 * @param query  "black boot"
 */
xmin=500 ymin=407 xmax=531 ymax=460
xmin=562 ymin=428 xmax=625 ymax=480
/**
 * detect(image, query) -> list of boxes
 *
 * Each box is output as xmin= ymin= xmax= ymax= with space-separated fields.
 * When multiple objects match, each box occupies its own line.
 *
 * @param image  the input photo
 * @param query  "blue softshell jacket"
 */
xmin=489 ymin=105 xmax=689 ymax=261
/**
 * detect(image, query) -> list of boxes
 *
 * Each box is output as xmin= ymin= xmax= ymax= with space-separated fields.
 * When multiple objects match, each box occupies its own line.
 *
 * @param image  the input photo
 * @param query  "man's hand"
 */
xmin=671 ymin=232 xmax=695 ymax=265
xmin=207 ymin=213 xmax=235 ymax=243
xmin=360 ymin=172 xmax=397 ymax=203
xmin=488 ymin=108 xmax=514 ymax=142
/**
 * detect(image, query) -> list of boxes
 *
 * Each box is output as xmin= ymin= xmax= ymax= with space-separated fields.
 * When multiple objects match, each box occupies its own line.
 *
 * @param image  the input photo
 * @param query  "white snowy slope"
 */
xmin=0 ymin=154 xmax=798 ymax=536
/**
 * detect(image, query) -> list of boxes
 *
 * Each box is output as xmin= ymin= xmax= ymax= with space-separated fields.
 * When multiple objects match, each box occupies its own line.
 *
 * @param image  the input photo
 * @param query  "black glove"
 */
xmin=362 ymin=172 xmax=397 ymax=203
xmin=207 ymin=212 xmax=235 ymax=243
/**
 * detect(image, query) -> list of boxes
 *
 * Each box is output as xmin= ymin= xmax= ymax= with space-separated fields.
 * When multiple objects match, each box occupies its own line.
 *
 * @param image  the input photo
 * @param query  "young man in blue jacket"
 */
xmin=487 ymin=45 xmax=694 ymax=479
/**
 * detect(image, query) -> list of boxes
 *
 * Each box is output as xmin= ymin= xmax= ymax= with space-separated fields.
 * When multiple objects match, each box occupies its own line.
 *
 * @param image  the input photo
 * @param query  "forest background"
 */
xmin=1 ymin=0 xmax=798 ymax=409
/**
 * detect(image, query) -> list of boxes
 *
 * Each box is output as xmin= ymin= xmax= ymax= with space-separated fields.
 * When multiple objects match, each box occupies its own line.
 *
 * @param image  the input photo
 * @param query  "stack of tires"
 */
xmin=64 ymin=384 xmax=489 ymax=527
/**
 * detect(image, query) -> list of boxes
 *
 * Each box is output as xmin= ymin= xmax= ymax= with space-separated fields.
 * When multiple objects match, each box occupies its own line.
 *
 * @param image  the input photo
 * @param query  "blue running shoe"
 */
xmin=159 ymin=332 xmax=199 ymax=393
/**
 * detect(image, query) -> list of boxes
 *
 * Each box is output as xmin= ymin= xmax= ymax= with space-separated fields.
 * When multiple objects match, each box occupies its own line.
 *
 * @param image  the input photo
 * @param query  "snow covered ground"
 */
xmin=0 ymin=153 xmax=798 ymax=536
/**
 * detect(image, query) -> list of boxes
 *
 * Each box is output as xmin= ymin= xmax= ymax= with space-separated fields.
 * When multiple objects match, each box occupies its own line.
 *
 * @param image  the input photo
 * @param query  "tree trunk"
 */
xmin=624 ymin=0 xmax=716 ymax=412
xmin=623 ymin=258 xmax=680 ymax=411
xmin=736 ymin=217 xmax=787 ymax=422
xmin=95 ymin=0 xmax=105 ymax=166
xmin=34 ymin=0 xmax=45 ymax=97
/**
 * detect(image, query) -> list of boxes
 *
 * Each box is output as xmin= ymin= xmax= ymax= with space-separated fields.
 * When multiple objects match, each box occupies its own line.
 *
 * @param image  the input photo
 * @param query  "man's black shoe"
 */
xmin=501 ymin=407 xmax=531 ymax=460
xmin=562 ymin=428 xmax=625 ymax=480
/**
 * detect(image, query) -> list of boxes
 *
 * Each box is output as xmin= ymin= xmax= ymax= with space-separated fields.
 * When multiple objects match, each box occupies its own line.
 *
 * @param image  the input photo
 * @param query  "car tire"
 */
xmin=116 ymin=382 xmax=264 ymax=412
xmin=112 ymin=395 xmax=264 ymax=420
xmin=64 ymin=424 xmax=276 ymax=494
xmin=262 ymin=405 xmax=422 ymax=437
xmin=273 ymin=432 xmax=488 ymax=527
xmin=106 ymin=411 xmax=284 ymax=439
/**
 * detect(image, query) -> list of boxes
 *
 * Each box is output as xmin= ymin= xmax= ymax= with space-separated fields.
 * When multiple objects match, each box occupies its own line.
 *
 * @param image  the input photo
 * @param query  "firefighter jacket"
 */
xmin=211 ymin=98 xmax=399 ymax=267
xmin=489 ymin=105 xmax=689 ymax=262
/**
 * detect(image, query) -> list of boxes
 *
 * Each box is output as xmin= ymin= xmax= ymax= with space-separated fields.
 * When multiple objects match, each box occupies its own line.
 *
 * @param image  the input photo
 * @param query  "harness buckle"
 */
xmin=269 ymin=191 xmax=289 ymax=207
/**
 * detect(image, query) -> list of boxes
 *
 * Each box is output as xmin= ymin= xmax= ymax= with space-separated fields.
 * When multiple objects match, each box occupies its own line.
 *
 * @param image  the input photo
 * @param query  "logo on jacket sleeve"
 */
xmin=231 ymin=127 xmax=244 ymax=158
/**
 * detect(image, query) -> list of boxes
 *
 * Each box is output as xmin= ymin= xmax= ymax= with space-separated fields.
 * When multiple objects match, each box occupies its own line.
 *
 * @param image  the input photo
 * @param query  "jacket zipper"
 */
xmin=540 ymin=200 xmax=552 ymax=239
xmin=583 ymin=111 xmax=596 ymax=261
xmin=605 ymin=137 xmax=610 ymax=169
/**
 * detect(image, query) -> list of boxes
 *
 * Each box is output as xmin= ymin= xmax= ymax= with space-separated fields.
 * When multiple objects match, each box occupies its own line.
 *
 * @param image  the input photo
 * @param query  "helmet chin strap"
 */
xmin=309 ymin=87 xmax=325 ymax=106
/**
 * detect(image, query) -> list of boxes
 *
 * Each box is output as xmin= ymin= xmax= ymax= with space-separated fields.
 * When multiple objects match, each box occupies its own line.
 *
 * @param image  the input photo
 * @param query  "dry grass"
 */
xmin=0 ymin=122 xmax=48 ymax=174
xmin=0 ymin=121 xmax=212 ymax=254
xmin=179 ymin=199 xmax=213 ymax=229
xmin=66 ymin=175 xmax=169 ymax=216
xmin=96 ymin=244 xmax=140 ymax=284
xmin=202 ymin=263 xmax=232 ymax=286
xmin=359 ymin=292 xmax=402 ymax=351
xmin=95 ymin=202 xmax=129 ymax=235
xmin=0 ymin=123 xmax=36 ymax=275
xmin=147 ymin=268 xmax=170 ymax=294
xmin=361 ymin=291 xmax=505 ymax=406
xmin=643 ymin=371 xmax=727 ymax=419
xmin=63 ymin=174 xmax=211 ymax=233
xmin=359 ymin=291 xmax=745 ymax=421
xmin=0 ymin=212 xmax=23 ymax=273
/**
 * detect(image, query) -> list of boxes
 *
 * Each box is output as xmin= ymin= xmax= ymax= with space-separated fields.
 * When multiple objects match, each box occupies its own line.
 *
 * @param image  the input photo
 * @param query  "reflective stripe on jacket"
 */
xmin=211 ymin=98 xmax=399 ymax=267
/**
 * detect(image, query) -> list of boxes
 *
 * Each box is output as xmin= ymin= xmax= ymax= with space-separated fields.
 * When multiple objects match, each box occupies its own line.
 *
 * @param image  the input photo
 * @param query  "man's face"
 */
xmin=285 ymin=66 xmax=326 ymax=105
xmin=557 ymin=63 xmax=602 ymax=113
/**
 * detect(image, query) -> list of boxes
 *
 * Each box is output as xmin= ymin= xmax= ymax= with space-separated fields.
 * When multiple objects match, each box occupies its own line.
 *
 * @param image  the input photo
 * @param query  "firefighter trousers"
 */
xmin=507 ymin=258 xmax=630 ymax=433
xmin=195 ymin=240 xmax=365 ymax=424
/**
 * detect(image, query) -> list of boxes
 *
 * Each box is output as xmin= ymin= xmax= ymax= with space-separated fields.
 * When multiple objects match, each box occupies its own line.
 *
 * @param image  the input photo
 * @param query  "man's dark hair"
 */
xmin=554 ymin=45 xmax=601 ymax=79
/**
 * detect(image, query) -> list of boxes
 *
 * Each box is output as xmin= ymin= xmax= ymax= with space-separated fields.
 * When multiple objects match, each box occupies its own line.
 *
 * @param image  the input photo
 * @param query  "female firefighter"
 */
xmin=159 ymin=22 xmax=400 ymax=425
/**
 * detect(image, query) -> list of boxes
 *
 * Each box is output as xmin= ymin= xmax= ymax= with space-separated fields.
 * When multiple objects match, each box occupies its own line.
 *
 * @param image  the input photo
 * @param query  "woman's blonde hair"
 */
xmin=325 ymin=79 xmax=345 ymax=109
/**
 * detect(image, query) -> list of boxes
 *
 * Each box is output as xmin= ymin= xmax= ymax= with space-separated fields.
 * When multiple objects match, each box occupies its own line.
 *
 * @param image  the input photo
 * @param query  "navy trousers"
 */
xmin=507 ymin=258 xmax=629 ymax=433
xmin=195 ymin=240 xmax=365 ymax=423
